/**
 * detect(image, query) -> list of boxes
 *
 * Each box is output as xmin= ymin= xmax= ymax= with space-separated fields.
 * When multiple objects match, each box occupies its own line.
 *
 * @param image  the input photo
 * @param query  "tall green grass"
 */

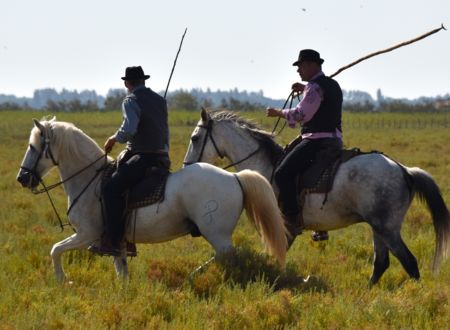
xmin=1 ymin=110 xmax=449 ymax=329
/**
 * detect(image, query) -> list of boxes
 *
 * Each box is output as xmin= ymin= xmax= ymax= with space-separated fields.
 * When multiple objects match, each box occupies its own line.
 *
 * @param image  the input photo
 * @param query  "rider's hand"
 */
xmin=266 ymin=107 xmax=282 ymax=118
xmin=104 ymin=136 xmax=117 ymax=154
xmin=291 ymin=82 xmax=305 ymax=93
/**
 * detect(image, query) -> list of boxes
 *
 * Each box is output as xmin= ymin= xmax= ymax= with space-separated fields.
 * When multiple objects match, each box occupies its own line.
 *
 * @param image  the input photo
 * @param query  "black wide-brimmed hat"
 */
xmin=292 ymin=49 xmax=324 ymax=66
xmin=121 ymin=66 xmax=150 ymax=80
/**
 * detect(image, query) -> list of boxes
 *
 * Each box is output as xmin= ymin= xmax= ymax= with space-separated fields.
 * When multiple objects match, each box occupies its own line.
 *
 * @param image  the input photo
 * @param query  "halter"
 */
xmin=20 ymin=131 xmax=108 ymax=231
xmin=183 ymin=119 xmax=262 ymax=170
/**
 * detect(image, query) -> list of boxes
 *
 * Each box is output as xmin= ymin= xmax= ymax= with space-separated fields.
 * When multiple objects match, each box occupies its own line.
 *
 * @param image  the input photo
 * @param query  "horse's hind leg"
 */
xmin=370 ymin=232 xmax=390 ymax=284
xmin=188 ymin=237 xmax=236 ymax=282
xmin=378 ymin=230 xmax=420 ymax=280
xmin=187 ymin=237 xmax=234 ymax=281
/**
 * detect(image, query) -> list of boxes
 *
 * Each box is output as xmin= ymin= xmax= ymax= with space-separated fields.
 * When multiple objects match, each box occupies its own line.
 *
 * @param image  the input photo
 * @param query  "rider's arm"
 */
xmin=115 ymin=97 xmax=142 ymax=143
xmin=281 ymin=82 xmax=323 ymax=127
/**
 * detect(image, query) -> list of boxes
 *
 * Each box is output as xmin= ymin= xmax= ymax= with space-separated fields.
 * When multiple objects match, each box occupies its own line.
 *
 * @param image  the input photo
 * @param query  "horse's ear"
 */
xmin=201 ymin=107 xmax=210 ymax=122
xmin=33 ymin=118 xmax=45 ymax=132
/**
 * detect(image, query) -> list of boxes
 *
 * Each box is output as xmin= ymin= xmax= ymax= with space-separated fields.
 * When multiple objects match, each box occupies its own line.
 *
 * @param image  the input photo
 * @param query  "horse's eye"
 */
xmin=191 ymin=135 xmax=199 ymax=142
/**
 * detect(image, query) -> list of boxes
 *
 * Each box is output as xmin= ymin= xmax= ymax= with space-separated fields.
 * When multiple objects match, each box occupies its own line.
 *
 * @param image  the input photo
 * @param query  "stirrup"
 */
xmin=88 ymin=242 xmax=121 ymax=257
xmin=126 ymin=242 xmax=137 ymax=257
xmin=311 ymin=231 xmax=329 ymax=241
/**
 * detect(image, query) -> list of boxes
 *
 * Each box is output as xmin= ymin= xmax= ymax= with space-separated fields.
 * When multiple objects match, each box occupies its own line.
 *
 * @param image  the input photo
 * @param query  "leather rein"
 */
xmin=20 ymin=135 xmax=108 ymax=232
xmin=183 ymin=91 xmax=299 ymax=170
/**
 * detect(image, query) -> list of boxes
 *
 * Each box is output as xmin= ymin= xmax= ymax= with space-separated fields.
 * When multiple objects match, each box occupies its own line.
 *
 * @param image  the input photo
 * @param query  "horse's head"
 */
xmin=183 ymin=108 xmax=226 ymax=167
xmin=17 ymin=118 xmax=59 ymax=189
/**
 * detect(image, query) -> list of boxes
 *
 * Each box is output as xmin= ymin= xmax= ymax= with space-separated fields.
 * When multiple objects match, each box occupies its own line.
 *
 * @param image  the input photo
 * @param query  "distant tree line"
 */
xmin=0 ymin=87 xmax=449 ymax=112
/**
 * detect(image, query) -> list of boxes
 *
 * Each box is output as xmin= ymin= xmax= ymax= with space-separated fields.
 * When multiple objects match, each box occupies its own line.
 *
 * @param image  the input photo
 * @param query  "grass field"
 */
xmin=1 ymin=110 xmax=449 ymax=329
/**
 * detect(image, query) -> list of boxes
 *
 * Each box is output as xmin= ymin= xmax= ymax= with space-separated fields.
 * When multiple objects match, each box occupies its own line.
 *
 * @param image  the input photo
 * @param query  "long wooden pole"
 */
xmin=164 ymin=28 xmax=188 ymax=99
xmin=272 ymin=25 xmax=446 ymax=136
xmin=330 ymin=24 xmax=446 ymax=78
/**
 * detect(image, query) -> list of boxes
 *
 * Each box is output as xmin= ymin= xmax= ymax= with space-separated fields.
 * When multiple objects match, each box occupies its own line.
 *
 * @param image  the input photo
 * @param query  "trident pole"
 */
xmin=164 ymin=28 xmax=188 ymax=99
xmin=330 ymin=24 xmax=446 ymax=78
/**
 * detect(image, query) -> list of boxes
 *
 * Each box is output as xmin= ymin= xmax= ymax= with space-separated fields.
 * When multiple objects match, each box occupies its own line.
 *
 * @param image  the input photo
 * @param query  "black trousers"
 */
xmin=102 ymin=150 xmax=169 ymax=245
xmin=274 ymin=138 xmax=342 ymax=216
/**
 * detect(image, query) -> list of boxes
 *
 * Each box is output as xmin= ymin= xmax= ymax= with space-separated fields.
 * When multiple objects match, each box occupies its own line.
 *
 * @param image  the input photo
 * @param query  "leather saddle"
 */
xmin=280 ymin=137 xmax=382 ymax=198
xmin=101 ymin=162 xmax=203 ymax=239
xmin=298 ymin=147 xmax=382 ymax=197
xmin=101 ymin=162 xmax=170 ymax=210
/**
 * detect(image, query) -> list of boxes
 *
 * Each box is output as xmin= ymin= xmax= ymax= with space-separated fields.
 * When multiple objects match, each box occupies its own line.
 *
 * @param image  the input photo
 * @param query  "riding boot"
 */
xmin=88 ymin=234 xmax=121 ymax=257
xmin=126 ymin=242 xmax=137 ymax=257
xmin=284 ymin=213 xmax=303 ymax=249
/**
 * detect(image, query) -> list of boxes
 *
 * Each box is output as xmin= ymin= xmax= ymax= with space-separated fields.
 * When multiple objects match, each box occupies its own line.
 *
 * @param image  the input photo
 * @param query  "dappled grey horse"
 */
xmin=183 ymin=109 xmax=450 ymax=283
xmin=17 ymin=118 xmax=287 ymax=282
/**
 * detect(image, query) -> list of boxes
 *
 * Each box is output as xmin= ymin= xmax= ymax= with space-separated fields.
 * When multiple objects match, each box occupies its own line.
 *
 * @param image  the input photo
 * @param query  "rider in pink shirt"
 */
xmin=267 ymin=49 xmax=343 ymax=247
xmin=282 ymin=71 xmax=343 ymax=141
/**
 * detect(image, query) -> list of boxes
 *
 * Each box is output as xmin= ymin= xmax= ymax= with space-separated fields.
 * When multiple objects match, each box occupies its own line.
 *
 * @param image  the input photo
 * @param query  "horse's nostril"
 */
xmin=17 ymin=173 xmax=32 ymax=187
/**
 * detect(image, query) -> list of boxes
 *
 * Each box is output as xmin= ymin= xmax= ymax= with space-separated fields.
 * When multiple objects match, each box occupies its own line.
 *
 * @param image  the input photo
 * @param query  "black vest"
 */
xmin=127 ymin=87 xmax=169 ymax=153
xmin=301 ymin=75 xmax=343 ymax=135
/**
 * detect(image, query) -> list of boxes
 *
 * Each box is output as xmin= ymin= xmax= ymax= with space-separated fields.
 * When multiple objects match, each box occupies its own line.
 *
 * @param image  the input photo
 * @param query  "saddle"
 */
xmin=298 ymin=147 xmax=383 ymax=199
xmin=97 ymin=162 xmax=169 ymax=256
xmin=101 ymin=162 xmax=203 ymax=243
xmin=101 ymin=162 xmax=170 ymax=210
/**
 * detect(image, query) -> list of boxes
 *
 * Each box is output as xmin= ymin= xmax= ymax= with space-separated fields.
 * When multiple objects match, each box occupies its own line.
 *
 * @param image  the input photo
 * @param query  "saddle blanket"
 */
xmin=102 ymin=162 xmax=170 ymax=210
xmin=298 ymin=147 xmax=383 ymax=195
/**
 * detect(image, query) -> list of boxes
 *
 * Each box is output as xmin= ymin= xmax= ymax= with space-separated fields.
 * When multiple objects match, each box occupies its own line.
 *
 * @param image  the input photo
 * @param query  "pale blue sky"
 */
xmin=1 ymin=0 xmax=449 ymax=99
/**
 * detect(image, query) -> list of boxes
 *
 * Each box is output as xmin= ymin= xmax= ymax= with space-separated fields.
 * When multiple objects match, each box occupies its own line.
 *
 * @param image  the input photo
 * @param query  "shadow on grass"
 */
xmin=216 ymin=247 xmax=330 ymax=294
xmin=146 ymin=246 xmax=330 ymax=296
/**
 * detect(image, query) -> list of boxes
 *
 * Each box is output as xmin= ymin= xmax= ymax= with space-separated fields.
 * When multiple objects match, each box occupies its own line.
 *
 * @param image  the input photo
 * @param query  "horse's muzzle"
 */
xmin=16 ymin=169 xmax=40 ymax=189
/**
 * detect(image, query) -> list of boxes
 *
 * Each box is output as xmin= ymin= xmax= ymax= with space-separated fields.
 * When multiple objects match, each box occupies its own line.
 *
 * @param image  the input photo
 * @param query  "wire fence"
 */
xmin=343 ymin=117 xmax=450 ymax=129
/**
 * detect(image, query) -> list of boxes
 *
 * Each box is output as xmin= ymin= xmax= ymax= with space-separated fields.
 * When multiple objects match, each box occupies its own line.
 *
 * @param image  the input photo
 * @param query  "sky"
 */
xmin=1 ymin=0 xmax=449 ymax=100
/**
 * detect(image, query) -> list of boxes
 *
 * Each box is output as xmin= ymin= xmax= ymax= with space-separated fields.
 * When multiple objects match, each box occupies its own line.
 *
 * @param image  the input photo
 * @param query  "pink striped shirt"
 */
xmin=281 ymin=72 xmax=342 ymax=140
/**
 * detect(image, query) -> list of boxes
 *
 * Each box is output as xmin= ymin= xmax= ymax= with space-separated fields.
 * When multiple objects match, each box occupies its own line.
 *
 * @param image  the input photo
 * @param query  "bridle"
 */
xmin=20 ymin=131 xmax=108 ymax=231
xmin=183 ymin=119 xmax=261 ymax=170
xmin=20 ymin=135 xmax=59 ymax=184
xmin=183 ymin=91 xmax=299 ymax=170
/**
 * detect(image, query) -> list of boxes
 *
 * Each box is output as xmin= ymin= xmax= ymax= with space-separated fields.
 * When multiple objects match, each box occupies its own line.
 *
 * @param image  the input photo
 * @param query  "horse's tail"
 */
xmin=405 ymin=166 xmax=450 ymax=272
xmin=234 ymin=170 xmax=287 ymax=267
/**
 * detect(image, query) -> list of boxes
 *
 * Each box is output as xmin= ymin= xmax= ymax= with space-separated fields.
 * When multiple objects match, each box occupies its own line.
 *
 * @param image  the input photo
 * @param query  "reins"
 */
xmin=25 ymin=153 xmax=108 ymax=232
xmin=270 ymin=90 xmax=299 ymax=137
xmin=222 ymin=146 xmax=261 ymax=170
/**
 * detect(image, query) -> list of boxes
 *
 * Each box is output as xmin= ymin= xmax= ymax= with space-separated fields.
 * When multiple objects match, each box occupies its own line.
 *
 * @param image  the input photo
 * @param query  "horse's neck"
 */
xmin=58 ymin=152 xmax=105 ymax=202
xmin=224 ymin=125 xmax=274 ymax=181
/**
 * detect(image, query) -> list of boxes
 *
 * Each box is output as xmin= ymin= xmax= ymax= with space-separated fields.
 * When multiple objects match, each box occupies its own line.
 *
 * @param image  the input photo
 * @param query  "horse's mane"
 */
xmin=209 ymin=110 xmax=283 ymax=166
xmin=34 ymin=118 xmax=104 ymax=163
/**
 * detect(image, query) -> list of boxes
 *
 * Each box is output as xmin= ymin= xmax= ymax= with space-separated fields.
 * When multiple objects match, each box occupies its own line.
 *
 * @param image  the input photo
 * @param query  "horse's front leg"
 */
xmin=113 ymin=254 xmax=129 ymax=279
xmin=50 ymin=233 xmax=95 ymax=282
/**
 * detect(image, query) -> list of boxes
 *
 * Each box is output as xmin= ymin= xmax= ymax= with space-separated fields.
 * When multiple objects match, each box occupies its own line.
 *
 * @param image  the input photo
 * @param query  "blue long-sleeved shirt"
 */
xmin=114 ymin=85 xmax=145 ymax=143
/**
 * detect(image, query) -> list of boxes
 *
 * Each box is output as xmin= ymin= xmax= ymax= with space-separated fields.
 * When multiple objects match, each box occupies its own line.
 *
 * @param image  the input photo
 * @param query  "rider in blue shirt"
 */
xmin=88 ymin=66 xmax=170 ymax=257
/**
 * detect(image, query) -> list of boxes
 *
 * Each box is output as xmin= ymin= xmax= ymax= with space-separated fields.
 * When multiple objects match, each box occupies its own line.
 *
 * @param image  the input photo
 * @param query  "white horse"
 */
xmin=16 ymin=118 xmax=287 ymax=282
xmin=183 ymin=109 xmax=450 ymax=283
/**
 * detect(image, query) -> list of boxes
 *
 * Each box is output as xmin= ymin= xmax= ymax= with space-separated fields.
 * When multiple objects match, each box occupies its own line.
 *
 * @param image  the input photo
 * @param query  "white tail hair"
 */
xmin=235 ymin=169 xmax=287 ymax=267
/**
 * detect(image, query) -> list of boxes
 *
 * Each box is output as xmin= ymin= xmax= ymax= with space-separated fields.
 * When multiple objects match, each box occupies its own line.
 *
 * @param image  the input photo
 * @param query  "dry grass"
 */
xmin=1 ymin=110 xmax=449 ymax=329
